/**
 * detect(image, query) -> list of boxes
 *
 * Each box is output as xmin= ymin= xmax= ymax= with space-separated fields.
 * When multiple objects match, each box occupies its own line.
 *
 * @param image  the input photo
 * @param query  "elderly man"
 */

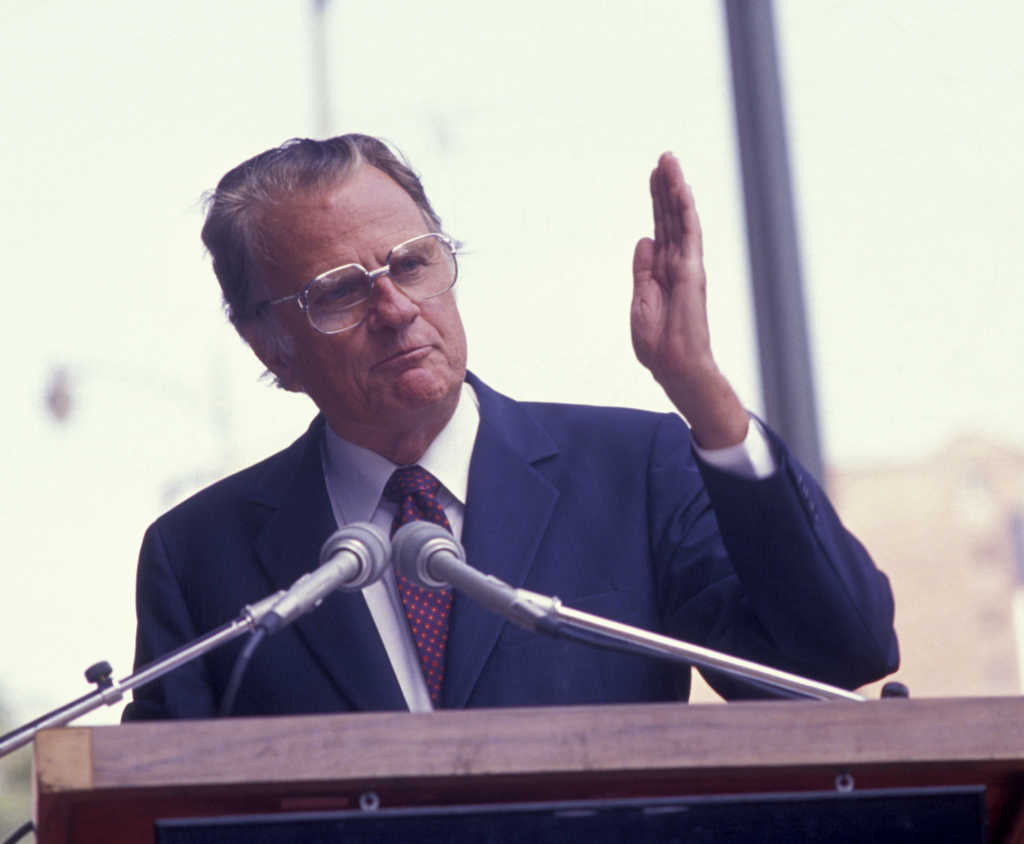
xmin=123 ymin=134 xmax=897 ymax=720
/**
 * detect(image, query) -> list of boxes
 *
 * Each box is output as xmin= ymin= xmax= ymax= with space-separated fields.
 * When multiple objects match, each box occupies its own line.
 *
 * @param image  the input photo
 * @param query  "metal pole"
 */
xmin=723 ymin=0 xmax=824 ymax=481
xmin=311 ymin=0 xmax=332 ymax=136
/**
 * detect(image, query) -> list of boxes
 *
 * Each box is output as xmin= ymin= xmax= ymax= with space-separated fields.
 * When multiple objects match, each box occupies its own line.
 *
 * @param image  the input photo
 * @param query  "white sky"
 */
xmin=1 ymin=0 xmax=1022 ymax=728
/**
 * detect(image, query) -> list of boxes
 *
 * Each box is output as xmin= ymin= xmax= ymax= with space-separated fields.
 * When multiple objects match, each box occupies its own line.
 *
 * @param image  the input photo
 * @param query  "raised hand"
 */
xmin=631 ymin=152 xmax=749 ymax=448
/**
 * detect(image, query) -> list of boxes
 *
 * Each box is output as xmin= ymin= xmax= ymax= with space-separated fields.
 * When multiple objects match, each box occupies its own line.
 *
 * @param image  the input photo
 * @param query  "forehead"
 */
xmin=258 ymin=165 xmax=429 ymax=282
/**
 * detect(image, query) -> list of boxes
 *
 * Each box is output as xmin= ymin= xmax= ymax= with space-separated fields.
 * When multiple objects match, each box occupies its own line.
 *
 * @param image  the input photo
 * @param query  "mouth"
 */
xmin=372 ymin=345 xmax=432 ymax=370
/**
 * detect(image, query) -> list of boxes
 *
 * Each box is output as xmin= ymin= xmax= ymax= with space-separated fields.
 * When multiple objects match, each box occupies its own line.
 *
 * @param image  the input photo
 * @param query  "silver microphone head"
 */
xmin=318 ymin=522 xmax=390 ymax=590
xmin=391 ymin=520 xmax=463 ymax=590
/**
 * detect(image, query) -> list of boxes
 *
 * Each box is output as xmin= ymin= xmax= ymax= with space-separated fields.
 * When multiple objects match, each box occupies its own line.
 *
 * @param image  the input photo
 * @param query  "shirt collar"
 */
xmin=321 ymin=381 xmax=480 ymax=523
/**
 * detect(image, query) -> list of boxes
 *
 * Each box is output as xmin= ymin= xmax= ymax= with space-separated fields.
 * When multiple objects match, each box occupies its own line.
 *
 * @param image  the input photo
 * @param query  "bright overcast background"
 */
xmin=1 ymin=0 xmax=1022 ymax=730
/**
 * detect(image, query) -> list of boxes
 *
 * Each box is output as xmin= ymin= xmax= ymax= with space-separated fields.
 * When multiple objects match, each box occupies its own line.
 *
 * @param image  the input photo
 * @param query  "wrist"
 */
xmin=660 ymin=367 xmax=749 ymax=449
xmin=692 ymin=415 xmax=776 ymax=479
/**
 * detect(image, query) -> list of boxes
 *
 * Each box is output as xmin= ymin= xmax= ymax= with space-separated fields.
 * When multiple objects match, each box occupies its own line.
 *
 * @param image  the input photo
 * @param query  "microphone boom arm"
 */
xmin=404 ymin=524 xmax=863 ymax=703
xmin=0 ymin=521 xmax=391 ymax=758
xmin=0 ymin=591 xmax=285 ymax=759
xmin=505 ymin=587 xmax=865 ymax=702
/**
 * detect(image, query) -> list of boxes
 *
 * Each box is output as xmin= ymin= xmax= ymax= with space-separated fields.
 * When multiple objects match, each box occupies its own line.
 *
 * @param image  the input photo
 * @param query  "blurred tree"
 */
xmin=42 ymin=366 xmax=72 ymax=423
xmin=0 ymin=691 xmax=35 ymax=843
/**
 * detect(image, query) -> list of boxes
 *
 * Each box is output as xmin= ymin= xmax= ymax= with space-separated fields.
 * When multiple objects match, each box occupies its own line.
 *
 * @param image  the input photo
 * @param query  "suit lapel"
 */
xmin=253 ymin=418 xmax=405 ymax=712
xmin=442 ymin=376 xmax=559 ymax=708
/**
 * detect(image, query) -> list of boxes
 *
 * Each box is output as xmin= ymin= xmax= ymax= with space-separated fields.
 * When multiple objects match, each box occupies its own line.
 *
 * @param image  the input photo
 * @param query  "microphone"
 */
xmin=259 ymin=522 xmax=390 ymax=634
xmin=391 ymin=521 xmax=552 ymax=630
xmin=390 ymin=524 xmax=864 ymax=702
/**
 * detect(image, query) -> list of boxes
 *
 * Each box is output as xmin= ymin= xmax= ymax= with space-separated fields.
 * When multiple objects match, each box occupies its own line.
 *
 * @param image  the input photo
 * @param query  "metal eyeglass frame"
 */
xmin=254 ymin=232 xmax=459 ymax=335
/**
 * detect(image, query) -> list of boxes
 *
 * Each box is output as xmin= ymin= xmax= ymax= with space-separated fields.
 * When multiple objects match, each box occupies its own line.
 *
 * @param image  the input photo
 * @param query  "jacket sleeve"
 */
xmin=121 ymin=522 xmax=221 ymax=721
xmin=647 ymin=414 xmax=899 ymax=697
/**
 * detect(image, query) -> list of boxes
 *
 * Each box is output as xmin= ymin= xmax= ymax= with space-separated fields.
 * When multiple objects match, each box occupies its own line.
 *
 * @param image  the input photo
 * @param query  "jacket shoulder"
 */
xmin=151 ymin=416 xmax=321 ymax=535
xmin=469 ymin=372 xmax=692 ymax=453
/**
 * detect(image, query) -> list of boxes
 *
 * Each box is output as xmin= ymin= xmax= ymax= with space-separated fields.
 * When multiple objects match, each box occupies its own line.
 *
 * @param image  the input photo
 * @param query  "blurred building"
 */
xmin=692 ymin=435 xmax=1024 ymax=703
xmin=833 ymin=436 xmax=1024 ymax=700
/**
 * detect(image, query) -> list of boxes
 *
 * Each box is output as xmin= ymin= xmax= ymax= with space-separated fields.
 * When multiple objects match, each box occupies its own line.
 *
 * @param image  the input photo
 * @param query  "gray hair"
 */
xmin=200 ymin=134 xmax=443 ymax=335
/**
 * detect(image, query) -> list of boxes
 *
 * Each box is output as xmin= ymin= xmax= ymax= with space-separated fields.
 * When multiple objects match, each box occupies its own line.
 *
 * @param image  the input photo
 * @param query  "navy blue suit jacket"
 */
xmin=124 ymin=375 xmax=898 ymax=720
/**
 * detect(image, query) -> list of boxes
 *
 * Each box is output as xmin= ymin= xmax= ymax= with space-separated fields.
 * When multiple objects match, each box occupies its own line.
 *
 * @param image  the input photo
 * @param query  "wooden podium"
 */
xmin=33 ymin=697 xmax=1024 ymax=842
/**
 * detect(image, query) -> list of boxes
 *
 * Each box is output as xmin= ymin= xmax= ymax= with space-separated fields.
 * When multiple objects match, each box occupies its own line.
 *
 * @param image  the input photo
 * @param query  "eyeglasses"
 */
xmin=254 ymin=232 xmax=459 ymax=335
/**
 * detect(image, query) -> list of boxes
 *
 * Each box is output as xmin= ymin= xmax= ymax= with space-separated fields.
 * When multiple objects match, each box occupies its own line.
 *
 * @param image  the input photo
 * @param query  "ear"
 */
xmin=241 ymin=320 xmax=305 ymax=393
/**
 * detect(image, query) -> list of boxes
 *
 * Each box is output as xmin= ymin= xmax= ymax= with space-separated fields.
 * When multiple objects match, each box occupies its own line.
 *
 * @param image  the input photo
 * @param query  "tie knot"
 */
xmin=383 ymin=465 xmax=441 ymax=503
xmin=383 ymin=465 xmax=452 ymax=536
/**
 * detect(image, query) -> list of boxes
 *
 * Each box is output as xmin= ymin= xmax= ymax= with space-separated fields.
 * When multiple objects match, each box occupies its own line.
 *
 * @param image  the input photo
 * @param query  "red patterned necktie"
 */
xmin=382 ymin=465 xmax=454 ymax=706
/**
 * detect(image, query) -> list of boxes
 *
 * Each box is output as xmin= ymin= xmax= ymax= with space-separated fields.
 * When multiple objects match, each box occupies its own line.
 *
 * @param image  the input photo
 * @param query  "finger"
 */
xmin=660 ymin=153 xmax=706 ymax=261
xmin=678 ymin=178 xmax=704 ymax=261
xmin=650 ymin=167 xmax=666 ymax=248
xmin=658 ymin=152 xmax=686 ymax=248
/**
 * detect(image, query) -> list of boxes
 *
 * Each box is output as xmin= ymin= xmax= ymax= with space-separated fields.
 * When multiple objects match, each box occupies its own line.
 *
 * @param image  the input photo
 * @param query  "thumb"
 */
xmin=632 ymin=237 xmax=655 ymax=288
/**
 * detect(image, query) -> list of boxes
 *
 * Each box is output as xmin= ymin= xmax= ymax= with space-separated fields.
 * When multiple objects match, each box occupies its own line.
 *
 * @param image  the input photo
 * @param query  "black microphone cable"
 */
xmin=218 ymin=627 xmax=268 ymax=717
xmin=2 ymin=820 xmax=34 ymax=844
xmin=216 ymin=522 xmax=389 ymax=717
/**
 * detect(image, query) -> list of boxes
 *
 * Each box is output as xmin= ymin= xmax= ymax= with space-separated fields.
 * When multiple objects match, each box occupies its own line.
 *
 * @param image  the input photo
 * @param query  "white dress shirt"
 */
xmin=321 ymin=382 xmax=480 ymax=711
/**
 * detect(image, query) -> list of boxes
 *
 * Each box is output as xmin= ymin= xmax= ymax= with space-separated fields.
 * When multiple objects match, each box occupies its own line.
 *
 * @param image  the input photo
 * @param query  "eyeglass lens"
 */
xmin=306 ymin=234 xmax=456 ymax=333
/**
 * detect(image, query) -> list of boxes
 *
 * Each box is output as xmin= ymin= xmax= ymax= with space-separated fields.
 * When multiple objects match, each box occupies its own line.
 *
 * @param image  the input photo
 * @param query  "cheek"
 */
xmin=295 ymin=331 xmax=363 ymax=386
xmin=445 ymin=320 xmax=468 ymax=366
xmin=432 ymin=304 xmax=468 ymax=365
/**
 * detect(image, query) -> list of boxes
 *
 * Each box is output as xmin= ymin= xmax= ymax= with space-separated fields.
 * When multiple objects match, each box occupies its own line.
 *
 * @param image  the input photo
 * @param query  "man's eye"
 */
xmin=391 ymin=255 xmax=430 ymax=277
xmin=311 ymin=280 xmax=366 ymax=309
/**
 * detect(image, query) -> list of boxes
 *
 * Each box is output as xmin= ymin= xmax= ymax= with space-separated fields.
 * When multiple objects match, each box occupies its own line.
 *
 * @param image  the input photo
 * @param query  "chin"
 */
xmin=397 ymin=374 xmax=458 ymax=403
xmin=392 ymin=367 xmax=462 ymax=409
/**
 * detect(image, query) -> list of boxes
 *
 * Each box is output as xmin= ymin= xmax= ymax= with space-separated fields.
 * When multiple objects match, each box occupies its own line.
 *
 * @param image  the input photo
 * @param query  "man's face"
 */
xmin=250 ymin=165 xmax=468 ymax=450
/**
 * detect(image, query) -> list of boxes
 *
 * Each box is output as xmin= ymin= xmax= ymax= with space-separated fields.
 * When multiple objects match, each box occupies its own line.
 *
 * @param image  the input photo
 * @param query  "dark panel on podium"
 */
xmin=156 ymin=788 xmax=986 ymax=844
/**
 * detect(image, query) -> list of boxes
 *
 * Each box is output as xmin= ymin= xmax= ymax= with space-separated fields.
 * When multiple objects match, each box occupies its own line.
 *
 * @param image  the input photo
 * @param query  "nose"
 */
xmin=364 ymin=273 xmax=420 ymax=330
